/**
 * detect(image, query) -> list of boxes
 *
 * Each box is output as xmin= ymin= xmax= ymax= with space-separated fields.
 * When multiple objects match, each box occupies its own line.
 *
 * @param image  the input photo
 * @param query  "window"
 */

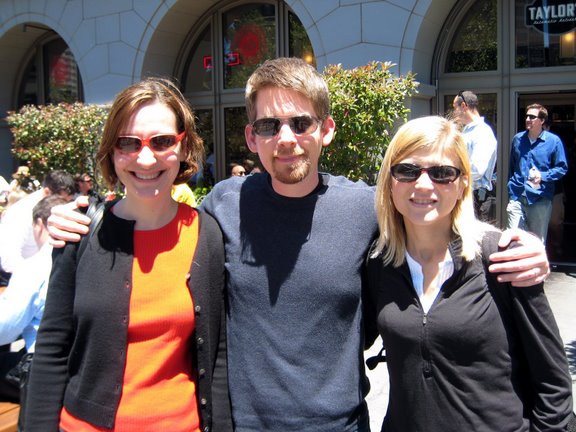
xmin=515 ymin=0 xmax=576 ymax=68
xmin=18 ymin=37 xmax=83 ymax=107
xmin=180 ymin=2 xmax=314 ymax=183
xmin=445 ymin=0 xmax=497 ymax=73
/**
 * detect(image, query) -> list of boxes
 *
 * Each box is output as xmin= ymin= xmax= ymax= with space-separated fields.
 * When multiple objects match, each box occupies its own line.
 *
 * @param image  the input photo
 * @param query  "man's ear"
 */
xmin=321 ymin=116 xmax=336 ymax=147
xmin=245 ymin=124 xmax=258 ymax=154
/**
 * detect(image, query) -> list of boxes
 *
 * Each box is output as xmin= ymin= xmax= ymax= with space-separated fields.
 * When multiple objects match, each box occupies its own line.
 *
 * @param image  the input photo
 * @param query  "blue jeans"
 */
xmin=506 ymin=197 xmax=552 ymax=242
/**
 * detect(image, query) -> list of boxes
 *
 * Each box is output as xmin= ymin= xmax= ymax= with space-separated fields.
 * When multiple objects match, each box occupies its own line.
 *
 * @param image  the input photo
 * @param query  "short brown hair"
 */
xmin=97 ymin=77 xmax=203 ymax=188
xmin=245 ymin=57 xmax=330 ymax=123
xmin=526 ymin=103 xmax=548 ymax=123
xmin=33 ymin=195 xmax=71 ymax=226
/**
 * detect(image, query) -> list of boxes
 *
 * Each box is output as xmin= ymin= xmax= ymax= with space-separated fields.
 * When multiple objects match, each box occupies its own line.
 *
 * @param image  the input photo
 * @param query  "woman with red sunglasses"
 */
xmin=364 ymin=116 xmax=572 ymax=431
xmin=25 ymin=78 xmax=232 ymax=432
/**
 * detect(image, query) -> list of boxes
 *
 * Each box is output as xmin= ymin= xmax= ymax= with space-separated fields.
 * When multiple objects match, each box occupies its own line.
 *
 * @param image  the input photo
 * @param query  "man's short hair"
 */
xmin=42 ymin=170 xmax=76 ymax=196
xmin=458 ymin=90 xmax=479 ymax=110
xmin=245 ymin=57 xmax=330 ymax=123
xmin=32 ymin=194 xmax=71 ymax=226
xmin=526 ymin=103 xmax=548 ymax=123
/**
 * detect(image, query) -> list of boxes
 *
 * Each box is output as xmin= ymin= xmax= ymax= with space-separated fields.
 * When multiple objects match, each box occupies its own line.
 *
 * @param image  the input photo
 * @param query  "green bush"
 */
xmin=322 ymin=61 xmax=418 ymax=184
xmin=192 ymin=186 xmax=212 ymax=205
xmin=7 ymin=102 xmax=109 ymax=189
xmin=7 ymin=62 xmax=418 ymax=189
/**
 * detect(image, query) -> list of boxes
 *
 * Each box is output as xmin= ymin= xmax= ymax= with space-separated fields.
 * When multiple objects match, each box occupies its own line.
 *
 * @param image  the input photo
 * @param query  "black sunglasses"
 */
xmin=251 ymin=115 xmax=320 ymax=137
xmin=457 ymin=90 xmax=467 ymax=105
xmin=391 ymin=163 xmax=462 ymax=184
xmin=115 ymin=132 xmax=185 ymax=154
xmin=526 ymin=114 xmax=540 ymax=120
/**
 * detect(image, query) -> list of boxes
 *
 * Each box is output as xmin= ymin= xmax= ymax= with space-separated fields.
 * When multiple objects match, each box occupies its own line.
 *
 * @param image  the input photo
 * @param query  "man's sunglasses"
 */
xmin=526 ymin=114 xmax=541 ymax=120
xmin=457 ymin=90 xmax=467 ymax=105
xmin=115 ymin=132 xmax=185 ymax=154
xmin=251 ymin=115 xmax=320 ymax=137
xmin=391 ymin=163 xmax=462 ymax=184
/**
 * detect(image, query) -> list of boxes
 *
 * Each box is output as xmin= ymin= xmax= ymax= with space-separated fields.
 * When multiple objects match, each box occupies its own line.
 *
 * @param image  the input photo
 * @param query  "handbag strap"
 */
xmin=77 ymin=200 xmax=106 ymax=260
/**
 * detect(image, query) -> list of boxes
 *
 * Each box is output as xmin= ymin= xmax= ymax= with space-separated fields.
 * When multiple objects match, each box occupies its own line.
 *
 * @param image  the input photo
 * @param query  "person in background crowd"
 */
xmin=452 ymin=90 xmax=497 ymax=222
xmin=74 ymin=173 xmax=93 ymax=196
xmin=0 ymin=194 xmax=71 ymax=403
xmin=171 ymin=182 xmax=197 ymax=207
xmin=0 ymin=170 xmax=75 ymax=274
xmin=242 ymin=158 xmax=264 ymax=174
xmin=8 ymin=166 xmax=39 ymax=194
xmin=25 ymin=77 xmax=232 ymax=432
xmin=507 ymin=103 xmax=568 ymax=242
xmin=46 ymin=58 xmax=551 ymax=432
xmin=0 ymin=175 xmax=10 ymax=211
xmin=365 ymin=116 xmax=572 ymax=431
xmin=229 ymin=162 xmax=246 ymax=177
xmin=74 ymin=172 xmax=103 ymax=203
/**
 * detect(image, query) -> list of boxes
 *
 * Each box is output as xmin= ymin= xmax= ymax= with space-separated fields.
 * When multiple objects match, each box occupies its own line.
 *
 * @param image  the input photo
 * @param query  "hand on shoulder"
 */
xmin=487 ymin=228 xmax=549 ymax=287
xmin=48 ymin=196 xmax=91 ymax=247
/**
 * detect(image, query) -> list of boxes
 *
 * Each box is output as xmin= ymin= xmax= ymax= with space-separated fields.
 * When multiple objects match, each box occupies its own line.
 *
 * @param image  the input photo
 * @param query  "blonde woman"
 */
xmin=364 ymin=116 xmax=572 ymax=431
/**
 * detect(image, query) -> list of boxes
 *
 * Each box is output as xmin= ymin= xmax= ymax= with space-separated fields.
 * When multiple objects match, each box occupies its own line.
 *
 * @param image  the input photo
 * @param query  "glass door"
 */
xmin=517 ymin=93 xmax=576 ymax=266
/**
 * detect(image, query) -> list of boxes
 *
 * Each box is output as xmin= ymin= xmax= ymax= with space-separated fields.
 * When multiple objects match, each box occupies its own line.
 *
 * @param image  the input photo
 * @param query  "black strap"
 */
xmin=366 ymin=345 xmax=386 ymax=370
xmin=77 ymin=201 xmax=106 ymax=260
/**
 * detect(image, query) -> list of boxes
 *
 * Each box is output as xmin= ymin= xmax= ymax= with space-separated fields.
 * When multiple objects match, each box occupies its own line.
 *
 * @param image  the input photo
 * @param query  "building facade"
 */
xmin=0 ymin=0 xmax=574 ymax=264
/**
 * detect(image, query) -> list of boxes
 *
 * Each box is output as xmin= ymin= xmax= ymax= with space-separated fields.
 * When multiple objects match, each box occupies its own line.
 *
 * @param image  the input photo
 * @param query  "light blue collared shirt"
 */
xmin=462 ymin=117 xmax=497 ymax=191
xmin=0 ymin=242 xmax=52 ymax=351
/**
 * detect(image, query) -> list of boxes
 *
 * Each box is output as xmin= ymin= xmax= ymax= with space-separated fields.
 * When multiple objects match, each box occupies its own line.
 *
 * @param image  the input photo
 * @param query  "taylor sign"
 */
xmin=526 ymin=0 xmax=576 ymax=34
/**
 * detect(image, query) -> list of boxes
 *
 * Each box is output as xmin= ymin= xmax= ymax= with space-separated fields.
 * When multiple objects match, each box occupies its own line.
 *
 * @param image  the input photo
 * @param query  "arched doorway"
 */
xmin=433 ymin=0 xmax=576 ymax=266
xmin=176 ymin=1 xmax=314 ymax=184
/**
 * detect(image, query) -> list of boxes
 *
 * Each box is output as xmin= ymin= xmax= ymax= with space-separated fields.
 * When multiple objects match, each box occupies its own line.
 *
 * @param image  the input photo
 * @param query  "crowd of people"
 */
xmin=0 ymin=57 xmax=572 ymax=431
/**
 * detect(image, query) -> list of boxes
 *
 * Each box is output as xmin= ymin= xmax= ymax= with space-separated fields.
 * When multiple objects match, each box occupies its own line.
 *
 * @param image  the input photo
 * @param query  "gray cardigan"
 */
xmin=25 ymin=206 xmax=232 ymax=432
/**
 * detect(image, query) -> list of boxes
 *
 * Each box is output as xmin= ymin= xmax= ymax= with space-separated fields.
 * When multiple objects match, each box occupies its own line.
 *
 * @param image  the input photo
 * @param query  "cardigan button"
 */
xmin=197 ymin=337 xmax=204 ymax=345
xmin=185 ymin=273 xmax=191 ymax=280
xmin=200 ymin=398 xmax=207 ymax=406
xmin=195 ymin=305 xmax=201 ymax=313
xmin=199 ymin=368 xmax=206 ymax=377
xmin=203 ymin=427 xmax=210 ymax=432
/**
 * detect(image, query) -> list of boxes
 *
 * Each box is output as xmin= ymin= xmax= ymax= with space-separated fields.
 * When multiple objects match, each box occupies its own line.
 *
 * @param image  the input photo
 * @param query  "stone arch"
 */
xmin=0 ymin=15 xmax=78 ymax=111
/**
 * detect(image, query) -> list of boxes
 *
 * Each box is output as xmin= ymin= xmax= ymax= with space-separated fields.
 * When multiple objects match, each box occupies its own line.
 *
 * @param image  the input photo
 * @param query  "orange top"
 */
xmin=60 ymin=204 xmax=201 ymax=431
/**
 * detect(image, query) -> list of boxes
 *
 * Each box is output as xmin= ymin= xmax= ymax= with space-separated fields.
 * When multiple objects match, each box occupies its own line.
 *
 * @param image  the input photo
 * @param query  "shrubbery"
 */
xmin=322 ymin=61 xmax=418 ymax=184
xmin=7 ymin=103 xmax=109 ymax=188
xmin=7 ymin=61 xmax=418 ymax=189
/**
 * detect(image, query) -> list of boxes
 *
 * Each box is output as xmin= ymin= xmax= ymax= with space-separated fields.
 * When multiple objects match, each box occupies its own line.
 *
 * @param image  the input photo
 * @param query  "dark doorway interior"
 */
xmin=517 ymin=93 xmax=576 ymax=267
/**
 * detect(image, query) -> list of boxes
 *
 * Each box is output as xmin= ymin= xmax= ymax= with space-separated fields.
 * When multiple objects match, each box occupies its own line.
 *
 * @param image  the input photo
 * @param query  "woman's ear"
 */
xmin=459 ymin=175 xmax=469 ymax=199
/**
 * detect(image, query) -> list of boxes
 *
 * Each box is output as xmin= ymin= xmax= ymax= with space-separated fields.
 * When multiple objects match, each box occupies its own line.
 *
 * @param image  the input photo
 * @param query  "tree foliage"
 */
xmin=7 ymin=102 xmax=109 ymax=186
xmin=322 ymin=61 xmax=418 ymax=184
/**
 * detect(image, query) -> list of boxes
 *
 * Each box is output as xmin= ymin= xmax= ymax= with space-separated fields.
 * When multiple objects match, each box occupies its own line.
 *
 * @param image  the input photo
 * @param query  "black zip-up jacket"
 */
xmin=25 ymin=206 xmax=232 ymax=432
xmin=364 ymin=231 xmax=572 ymax=431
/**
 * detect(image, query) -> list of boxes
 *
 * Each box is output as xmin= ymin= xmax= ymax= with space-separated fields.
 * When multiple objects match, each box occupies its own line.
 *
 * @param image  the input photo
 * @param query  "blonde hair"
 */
xmin=372 ymin=116 xmax=494 ymax=266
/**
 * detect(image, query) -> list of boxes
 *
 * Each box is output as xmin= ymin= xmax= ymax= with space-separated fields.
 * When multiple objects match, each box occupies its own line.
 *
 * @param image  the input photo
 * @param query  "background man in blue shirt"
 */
xmin=507 ymin=103 xmax=568 ymax=242
xmin=452 ymin=90 xmax=498 ymax=222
